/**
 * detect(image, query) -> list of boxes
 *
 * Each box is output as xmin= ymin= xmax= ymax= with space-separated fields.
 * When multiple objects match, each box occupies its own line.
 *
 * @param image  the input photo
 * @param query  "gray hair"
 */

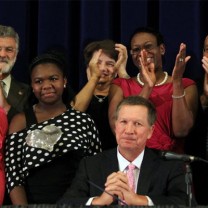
xmin=0 ymin=25 xmax=19 ymax=51
xmin=115 ymin=96 xmax=157 ymax=126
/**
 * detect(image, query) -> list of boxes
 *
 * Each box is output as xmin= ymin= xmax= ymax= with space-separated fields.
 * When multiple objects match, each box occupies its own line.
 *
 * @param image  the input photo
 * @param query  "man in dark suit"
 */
xmin=0 ymin=25 xmax=30 ymax=123
xmin=59 ymin=96 xmax=193 ymax=206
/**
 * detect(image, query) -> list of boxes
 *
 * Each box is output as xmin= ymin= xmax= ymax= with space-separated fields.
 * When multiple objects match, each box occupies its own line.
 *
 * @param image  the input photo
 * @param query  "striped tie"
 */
xmin=127 ymin=163 xmax=135 ymax=192
xmin=0 ymin=80 xmax=7 ymax=97
xmin=119 ymin=164 xmax=136 ymax=205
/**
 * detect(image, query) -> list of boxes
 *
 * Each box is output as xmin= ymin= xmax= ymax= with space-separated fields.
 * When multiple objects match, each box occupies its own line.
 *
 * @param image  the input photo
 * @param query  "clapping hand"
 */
xmin=86 ymin=49 xmax=102 ymax=81
xmin=202 ymin=56 xmax=208 ymax=97
xmin=172 ymin=43 xmax=191 ymax=81
xmin=114 ymin=43 xmax=129 ymax=78
xmin=202 ymin=56 xmax=208 ymax=73
xmin=139 ymin=49 xmax=156 ymax=87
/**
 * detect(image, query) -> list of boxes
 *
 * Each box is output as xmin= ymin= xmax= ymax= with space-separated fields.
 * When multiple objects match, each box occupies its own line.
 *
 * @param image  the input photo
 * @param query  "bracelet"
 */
xmin=172 ymin=91 xmax=186 ymax=99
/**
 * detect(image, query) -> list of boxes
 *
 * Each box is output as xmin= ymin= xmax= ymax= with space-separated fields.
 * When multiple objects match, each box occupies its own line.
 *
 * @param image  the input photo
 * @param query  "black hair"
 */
xmin=29 ymin=52 xmax=73 ymax=105
xmin=29 ymin=52 xmax=67 ymax=77
xmin=83 ymin=39 xmax=118 ymax=66
xmin=129 ymin=27 xmax=165 ymax=46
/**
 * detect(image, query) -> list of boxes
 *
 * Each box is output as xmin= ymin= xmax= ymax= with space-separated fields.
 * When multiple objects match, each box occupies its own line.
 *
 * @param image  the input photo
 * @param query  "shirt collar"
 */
xmin=117 ymin=147 xmax=144 ymax=171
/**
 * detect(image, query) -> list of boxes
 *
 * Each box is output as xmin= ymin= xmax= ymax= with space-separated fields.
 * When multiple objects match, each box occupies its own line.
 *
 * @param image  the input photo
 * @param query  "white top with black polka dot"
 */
xmin=5 ymin=107 xmax=102 ymax=193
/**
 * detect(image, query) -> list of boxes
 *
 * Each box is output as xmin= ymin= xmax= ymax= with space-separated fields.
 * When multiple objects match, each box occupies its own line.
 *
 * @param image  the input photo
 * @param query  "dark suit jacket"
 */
xmin=58 ymin=147 xmax=193 ymax=206
xmin=7 ymin=76 xmax=31 ymax=123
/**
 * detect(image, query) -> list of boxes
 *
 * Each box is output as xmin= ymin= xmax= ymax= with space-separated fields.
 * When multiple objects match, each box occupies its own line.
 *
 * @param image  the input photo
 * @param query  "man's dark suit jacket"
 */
xmin=7 ymin=76 xmax=31 ymax=123
xmin=58 ymin=147 xmax=193 ymax=206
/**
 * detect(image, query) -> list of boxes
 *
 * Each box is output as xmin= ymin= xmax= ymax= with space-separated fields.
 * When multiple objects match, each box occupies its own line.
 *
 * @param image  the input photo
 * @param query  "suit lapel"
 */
xmin=100 ymin=149 xmax=119 ymax=205
xmin=101 ymin=148 xmax=119 ymax=180
xmin=137 ymin=148 xmax=159 ymax=194
xmin=7 ymin=78 xmax=27 ymax=107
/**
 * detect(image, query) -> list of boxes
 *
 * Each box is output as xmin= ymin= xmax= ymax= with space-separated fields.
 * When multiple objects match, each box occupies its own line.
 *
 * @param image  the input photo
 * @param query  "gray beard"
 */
xmin=0 ymin=57 xmax=16 ymax=74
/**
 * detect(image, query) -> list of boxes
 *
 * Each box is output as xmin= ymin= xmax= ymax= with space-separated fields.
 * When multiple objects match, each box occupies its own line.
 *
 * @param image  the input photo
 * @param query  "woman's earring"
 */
xmin=64 ymin=84 xmax=66 ymax=88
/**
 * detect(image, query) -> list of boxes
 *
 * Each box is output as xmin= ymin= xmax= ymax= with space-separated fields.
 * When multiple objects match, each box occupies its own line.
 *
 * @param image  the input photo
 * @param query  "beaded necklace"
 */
xmin=137 ymin=71 xmax=168 ymax=86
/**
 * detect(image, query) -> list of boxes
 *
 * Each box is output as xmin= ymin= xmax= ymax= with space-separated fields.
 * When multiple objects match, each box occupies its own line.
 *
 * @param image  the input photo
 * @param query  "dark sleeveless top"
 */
xmin=25 ymin=106 xmax=38 ymax=128
xmin=87 ymin=96 xmax=117 ymax=150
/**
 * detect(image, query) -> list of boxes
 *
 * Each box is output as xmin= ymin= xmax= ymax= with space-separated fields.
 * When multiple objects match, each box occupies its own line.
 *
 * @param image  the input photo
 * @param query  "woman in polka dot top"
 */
xmin=5 ymin=52 xmax=102 ymax=205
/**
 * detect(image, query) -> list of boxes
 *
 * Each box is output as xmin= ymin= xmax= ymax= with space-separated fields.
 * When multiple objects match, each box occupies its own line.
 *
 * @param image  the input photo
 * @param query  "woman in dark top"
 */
xmin=71 ymin=39 xmax=129 ymax=150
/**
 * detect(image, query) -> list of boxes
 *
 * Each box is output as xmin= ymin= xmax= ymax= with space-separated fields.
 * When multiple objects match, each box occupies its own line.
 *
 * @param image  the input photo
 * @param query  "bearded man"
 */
xmin=0 ymin=25 xmax=30 ymax=123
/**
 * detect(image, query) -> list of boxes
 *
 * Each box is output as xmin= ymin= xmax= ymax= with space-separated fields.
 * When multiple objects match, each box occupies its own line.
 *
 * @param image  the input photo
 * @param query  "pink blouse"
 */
xmin=0 ymin=108 xmax=8 ymax=205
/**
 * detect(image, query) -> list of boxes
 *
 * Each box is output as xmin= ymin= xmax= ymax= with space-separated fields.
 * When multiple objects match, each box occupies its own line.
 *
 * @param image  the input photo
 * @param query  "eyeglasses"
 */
xmin=130 ymin=43 xmax=157 ymax=55
xmin=0 ymin=46 xmax=16 ymax=53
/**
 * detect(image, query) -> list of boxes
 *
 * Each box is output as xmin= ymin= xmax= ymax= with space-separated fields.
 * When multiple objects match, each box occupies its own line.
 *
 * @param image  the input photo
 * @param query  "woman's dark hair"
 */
xmin=29 ymin=52 xmax=67 ymax=77
xmin=29 ymin=52 xmax=74 ymax=105
xmin=83 ymin=39 xmax=118 ymax=66
xmin=129 ymin=27 xmax=165 ymax=46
